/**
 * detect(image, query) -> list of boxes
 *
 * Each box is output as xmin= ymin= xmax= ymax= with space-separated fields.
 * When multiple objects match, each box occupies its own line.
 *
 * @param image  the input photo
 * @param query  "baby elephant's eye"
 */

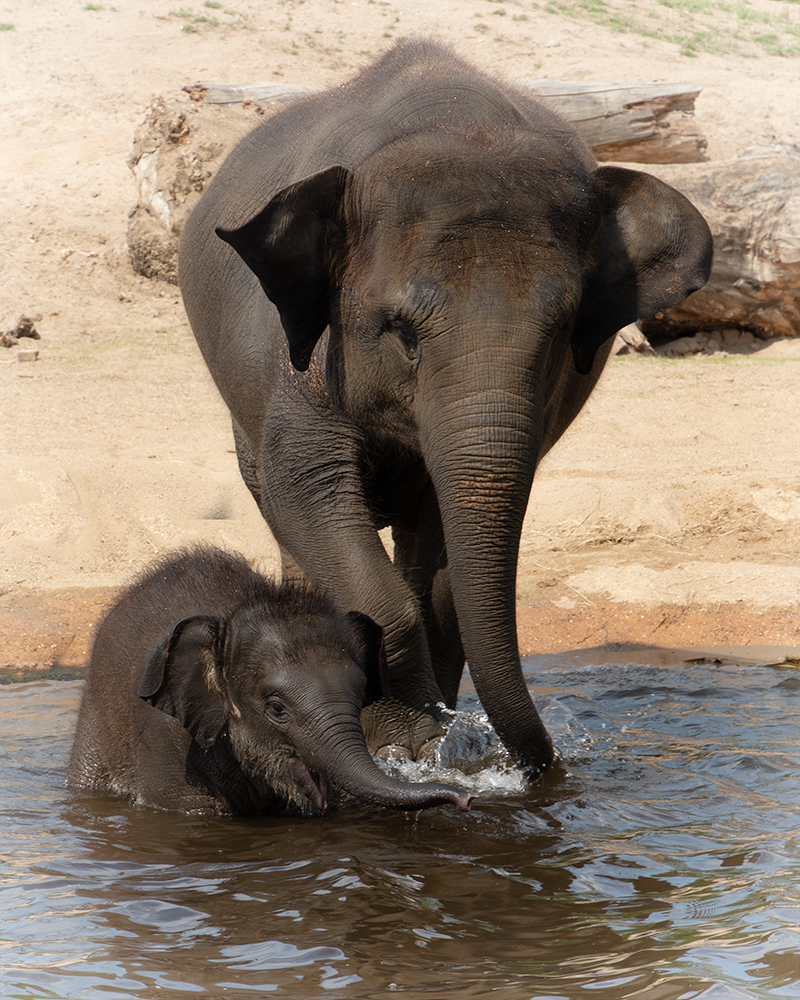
xmin=268 ymin=699 xmax=286 ymax=718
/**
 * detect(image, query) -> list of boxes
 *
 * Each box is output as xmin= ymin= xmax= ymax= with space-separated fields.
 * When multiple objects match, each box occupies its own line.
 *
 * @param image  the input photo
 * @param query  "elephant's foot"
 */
xmin=373 ymin=736 xmax=444 ymax=766
xmin=374 ymin=744 xmax=412 ymax=764
xmin=361 ymin=697 xmax=447 ymax=762
xmin=416 ymin=737 xmax=444 ymax=761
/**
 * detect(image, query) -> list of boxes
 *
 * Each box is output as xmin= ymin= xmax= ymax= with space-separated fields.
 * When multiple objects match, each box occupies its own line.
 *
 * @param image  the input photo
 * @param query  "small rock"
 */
xmin=14 ymin=316 xmax=40 ymax=339
xmin=662 ymin=336 xmax=701 ymax=356
xmin=722 ymin=328 xmax=741 ymax=346
xmin=17 ymin=349 xmax=39 ymax=362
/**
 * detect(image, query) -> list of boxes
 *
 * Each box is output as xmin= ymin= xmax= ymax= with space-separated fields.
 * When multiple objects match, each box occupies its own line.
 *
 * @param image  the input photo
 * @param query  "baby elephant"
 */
xmin=68 ymin=546 xmax=472 ymax=816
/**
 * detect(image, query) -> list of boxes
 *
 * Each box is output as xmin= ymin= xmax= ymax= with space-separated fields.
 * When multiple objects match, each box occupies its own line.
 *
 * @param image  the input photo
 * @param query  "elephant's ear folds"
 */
xmin=216 ymin=165 xmax=351 ymax=372
xmin=572 ymin=165 xmax=713 ymax=375
xmin=344 ymin=611 xmax=389 ymax=708
xmin=137 ymin=615 xmax=228 ymax=749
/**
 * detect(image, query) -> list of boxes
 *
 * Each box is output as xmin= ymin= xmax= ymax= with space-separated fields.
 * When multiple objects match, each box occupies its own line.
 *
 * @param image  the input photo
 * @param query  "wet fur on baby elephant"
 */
xmin=180 ymin=39 xmax=713 ymax=782
xmin=68 ymin=547 xmax=473 ymax=816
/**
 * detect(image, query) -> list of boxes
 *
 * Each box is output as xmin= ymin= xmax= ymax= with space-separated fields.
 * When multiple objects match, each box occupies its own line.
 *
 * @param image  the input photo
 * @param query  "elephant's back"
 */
xmin=200 ymin=38 xmax=586 ymax=212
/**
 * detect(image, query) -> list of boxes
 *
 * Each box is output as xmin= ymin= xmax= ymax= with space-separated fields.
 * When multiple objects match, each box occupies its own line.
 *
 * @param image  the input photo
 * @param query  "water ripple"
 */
xmin=0 ymin=659 xmax=798 ymax=999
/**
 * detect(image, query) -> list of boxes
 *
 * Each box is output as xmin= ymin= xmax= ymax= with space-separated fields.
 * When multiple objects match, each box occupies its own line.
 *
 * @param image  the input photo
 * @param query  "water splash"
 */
xmin=376 ymin=706 xmax=527 ymax=795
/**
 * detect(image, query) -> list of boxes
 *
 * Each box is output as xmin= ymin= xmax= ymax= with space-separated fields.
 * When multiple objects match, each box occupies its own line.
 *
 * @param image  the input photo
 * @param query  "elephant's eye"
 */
xmin=385 ymin=318 xmax=420 ymax=362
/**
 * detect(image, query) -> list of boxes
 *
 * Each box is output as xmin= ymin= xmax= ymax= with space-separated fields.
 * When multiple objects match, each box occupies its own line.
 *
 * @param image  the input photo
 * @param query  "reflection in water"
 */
xmin=0 ymin=657 xmax=798 ymax=999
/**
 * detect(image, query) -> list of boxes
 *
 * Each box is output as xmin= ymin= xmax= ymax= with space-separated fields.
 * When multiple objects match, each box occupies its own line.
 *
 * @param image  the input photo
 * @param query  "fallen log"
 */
xmin=184 ymin=78 xmax=707 ymax=164
xmin=640 ymin=144 xmax=800 ymax=342
xmin=526 ymin=80 xmax=706 ymax=164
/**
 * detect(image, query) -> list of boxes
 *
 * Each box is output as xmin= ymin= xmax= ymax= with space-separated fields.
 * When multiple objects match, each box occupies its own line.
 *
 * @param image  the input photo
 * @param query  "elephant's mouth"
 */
xmin=288 ymin=756 xmax=329 ymax=813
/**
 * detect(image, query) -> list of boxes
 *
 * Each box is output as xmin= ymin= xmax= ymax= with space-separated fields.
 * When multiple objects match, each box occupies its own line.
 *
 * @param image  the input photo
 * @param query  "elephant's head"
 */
xmin=138 ymin=597 xmax=473 ymax=814
xmin=217 ymin=126 xmax=713 ymax=780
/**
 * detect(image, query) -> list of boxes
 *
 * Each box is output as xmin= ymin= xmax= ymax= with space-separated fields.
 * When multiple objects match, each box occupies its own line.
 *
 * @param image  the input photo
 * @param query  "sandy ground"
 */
xmin=1 ymin=0 xmax=799 ymax=674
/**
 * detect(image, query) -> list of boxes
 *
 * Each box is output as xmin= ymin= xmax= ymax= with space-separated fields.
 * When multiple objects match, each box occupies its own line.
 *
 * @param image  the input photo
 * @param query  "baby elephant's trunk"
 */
xmin=310 ymin=724 xmax=474 ymax=812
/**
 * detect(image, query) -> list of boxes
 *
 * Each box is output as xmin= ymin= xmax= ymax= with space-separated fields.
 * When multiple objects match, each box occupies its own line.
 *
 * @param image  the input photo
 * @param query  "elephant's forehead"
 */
xmin=351 ymin=167 xmax=593 ymax=293
xmin=229 ymin=629 xmax=364 ymax=689
xmin=354 ymin=215 xmax=583 ymax=305
xmin=355 ymin=128 xmax=593 ymax=226
xmin=367 ymin=171 xmax=589 ymax=236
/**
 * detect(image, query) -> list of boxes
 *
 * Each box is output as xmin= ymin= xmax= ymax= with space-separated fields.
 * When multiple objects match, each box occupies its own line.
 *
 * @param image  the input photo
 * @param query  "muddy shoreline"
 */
xmin=3 ymin=587 xmax=797 ymax=682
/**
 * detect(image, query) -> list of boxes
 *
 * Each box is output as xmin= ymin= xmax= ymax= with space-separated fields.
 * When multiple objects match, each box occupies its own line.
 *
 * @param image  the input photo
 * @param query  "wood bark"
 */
xmin=640 ymin=144 xmax=800 ymax=341
xmin=183 ymin=78 xmax=707 ymax=164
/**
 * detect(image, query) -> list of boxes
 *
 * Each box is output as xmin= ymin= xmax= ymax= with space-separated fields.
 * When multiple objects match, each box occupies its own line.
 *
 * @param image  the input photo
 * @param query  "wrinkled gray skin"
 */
xmin=68 ymin=547 xmax=473 ymax=816
xmin=179 ymin=40 xmax=713 ymax=781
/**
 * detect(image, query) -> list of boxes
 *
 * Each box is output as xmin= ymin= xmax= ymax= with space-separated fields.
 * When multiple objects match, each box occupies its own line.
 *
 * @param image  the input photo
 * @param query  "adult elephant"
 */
xmin=179 ymin=40 xmax=712 ymax=782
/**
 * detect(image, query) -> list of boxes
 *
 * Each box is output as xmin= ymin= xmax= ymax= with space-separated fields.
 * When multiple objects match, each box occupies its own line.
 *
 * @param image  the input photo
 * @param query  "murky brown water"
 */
xmin=1 ymin=653 xmax=798 ymax=999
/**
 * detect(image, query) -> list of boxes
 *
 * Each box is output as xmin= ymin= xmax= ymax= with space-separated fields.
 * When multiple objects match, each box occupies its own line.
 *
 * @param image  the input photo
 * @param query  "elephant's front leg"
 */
xmin=259 ymin=390 xmax=446 ymax=758
xmin=391 ymin=493 xmax=465 ymax=711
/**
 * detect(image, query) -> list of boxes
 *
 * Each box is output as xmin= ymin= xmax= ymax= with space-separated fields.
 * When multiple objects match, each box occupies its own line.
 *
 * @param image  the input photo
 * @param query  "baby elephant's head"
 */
xmin=138 ymin=587 xmax=472 ymax=816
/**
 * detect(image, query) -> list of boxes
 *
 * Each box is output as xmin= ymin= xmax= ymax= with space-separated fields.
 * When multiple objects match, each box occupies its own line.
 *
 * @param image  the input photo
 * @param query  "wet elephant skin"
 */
xmin=68 ymin=546 xmax=472 ymax=815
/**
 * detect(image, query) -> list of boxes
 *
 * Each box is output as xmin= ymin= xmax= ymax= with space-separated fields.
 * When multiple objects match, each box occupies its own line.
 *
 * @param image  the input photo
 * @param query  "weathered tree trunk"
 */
xmin=516 ymin=80 xmax=706 ymax=163
xmin=184 ymin=78 xmax=707 ymax=164
xmin=127 ymin=98 xmax=266 ymax=283
xmin=640 ymin=144 xmax=800 ymax=341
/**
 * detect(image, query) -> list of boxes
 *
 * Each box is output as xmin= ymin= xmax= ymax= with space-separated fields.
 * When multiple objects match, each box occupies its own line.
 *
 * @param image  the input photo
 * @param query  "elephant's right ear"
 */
xmin=216 ymin=165 xmax=351 ymax=372
xmin=344 ymin=611 xmax=389 ymax=708
xmin=138 ymin=615 xmax=228 ymax=749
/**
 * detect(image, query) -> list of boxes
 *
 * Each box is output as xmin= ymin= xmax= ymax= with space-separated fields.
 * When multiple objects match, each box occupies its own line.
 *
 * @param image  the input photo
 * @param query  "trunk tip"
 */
xmin=402 ymin=782 xmax=476 ymax=812
xmin=419 ymin=783 xmax=476 ymax=812
xmin=455 ymin=791 xmax=476 ymax=812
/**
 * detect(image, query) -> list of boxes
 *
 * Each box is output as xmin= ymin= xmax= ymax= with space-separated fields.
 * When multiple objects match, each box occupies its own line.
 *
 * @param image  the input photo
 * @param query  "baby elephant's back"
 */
xmin=93 ymin=545 xmax=264 ymax=685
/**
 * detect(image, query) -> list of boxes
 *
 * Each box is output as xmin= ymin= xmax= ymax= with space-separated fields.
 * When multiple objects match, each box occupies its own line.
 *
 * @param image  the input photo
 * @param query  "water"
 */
xmin=1 ymin=653 xmax=798 ymax=999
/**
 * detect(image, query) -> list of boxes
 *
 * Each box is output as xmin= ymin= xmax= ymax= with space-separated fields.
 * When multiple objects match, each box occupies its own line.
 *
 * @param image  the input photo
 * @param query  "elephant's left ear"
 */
xmin=572 ymin=165 xmax=713 ymax=375
xmin=216 ymin=165 xmax=351 ymax=372
xmin=344 ymin=611 xmax=389 ymax=708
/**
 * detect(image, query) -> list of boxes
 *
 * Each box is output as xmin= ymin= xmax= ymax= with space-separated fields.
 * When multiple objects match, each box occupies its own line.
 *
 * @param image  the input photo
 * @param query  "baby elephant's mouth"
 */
xmin=288 ymin=755 xmax=329 ymax=813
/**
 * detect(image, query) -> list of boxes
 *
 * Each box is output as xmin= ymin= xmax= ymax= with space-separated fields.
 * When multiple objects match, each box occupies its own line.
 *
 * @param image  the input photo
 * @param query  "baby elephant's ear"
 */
xmin=344 ymin=611 xmax=388 ymax=708
xmin=138 ymin=615 xmax=228 ymax=749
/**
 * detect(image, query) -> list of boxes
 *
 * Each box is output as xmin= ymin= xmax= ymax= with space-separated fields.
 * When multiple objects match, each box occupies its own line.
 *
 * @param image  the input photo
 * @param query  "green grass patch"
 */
xmin=542 ymin=0 xmax=799 ymax=57
xmin=170 ymin=4 xmax=243 ymax=30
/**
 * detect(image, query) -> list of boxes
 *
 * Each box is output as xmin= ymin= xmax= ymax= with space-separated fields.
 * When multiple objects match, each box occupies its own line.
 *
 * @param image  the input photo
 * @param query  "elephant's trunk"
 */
xmin=301 ymin=711 xmax=474 ymax=812
xmin=419 ymin=357 xmax=555 ymax=780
